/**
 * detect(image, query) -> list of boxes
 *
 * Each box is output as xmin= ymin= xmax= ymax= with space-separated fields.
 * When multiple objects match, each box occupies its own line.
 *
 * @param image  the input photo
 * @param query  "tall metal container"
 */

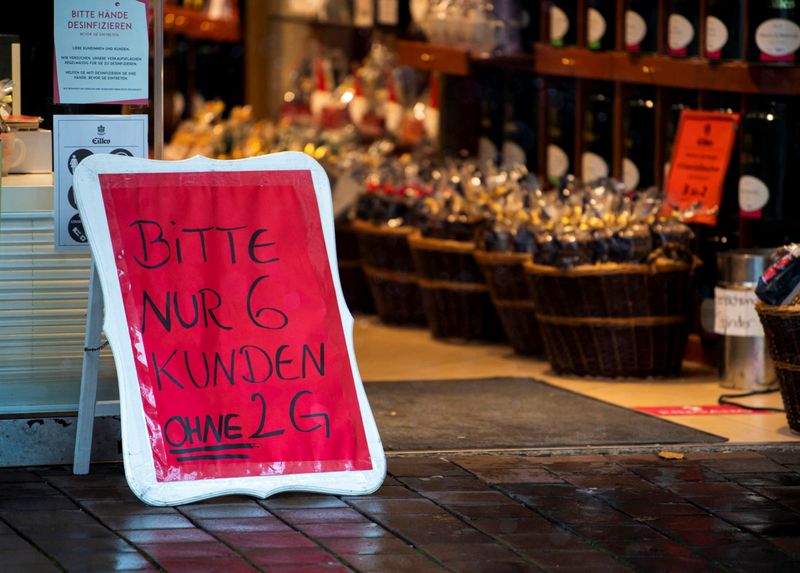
xmin=716 ymin=249 xmax=775 ymax=389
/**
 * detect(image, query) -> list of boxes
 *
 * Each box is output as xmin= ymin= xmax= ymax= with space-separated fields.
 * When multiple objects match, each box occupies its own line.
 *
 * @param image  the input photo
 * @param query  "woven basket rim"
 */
xmin=363 ymin=264 xmax=418 ymax=284
xmin=474 ymin=250 xmax=530 ymax=265
xmin=408 ymin=230 xmax=476 ymax=254
xmin=537 ymin=314 xmax=690 ymax=327
xmin=417 ymin=277 xmax=488 ymax=292
xmin=523 ymin=259 xmax=691 ymax=277
xmin=352 ymin=219 xmax=415 ymax=237
xmin=756 ymin=301 xmax=800 ymax=317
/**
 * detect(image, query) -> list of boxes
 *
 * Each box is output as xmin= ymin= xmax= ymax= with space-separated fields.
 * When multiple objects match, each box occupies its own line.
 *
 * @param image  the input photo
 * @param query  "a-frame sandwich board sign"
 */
xmin=73 ymin=152 xmax=385 ymax=505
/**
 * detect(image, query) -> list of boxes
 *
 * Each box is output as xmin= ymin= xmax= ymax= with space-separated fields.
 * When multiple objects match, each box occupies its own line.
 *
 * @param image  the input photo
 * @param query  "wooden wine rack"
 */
xmin=533 ymin=45 xmax=800 ymax=95
xmin=396 ymin=0 xmax=800 ymax=247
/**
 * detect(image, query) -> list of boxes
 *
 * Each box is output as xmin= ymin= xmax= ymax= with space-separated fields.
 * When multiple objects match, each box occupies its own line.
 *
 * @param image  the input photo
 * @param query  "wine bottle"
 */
xmin=586 ymin=0 xmax=615 ymax=51
xmin=477 ymin=70 xmax=506 ymax=165
xmin=739 ymin=99 xmax=794 ymax=220
xmin=696 ymin=225 xmax=738 ymax=354
xmin=354 ymin=0 xmax=375 ymax=27
xmin=581 ymin=88 xmax=613 ymax=183
xmin=703 ymin=94 xmax=743 ymax=220
xmin=547 ymin=83 xmax=575 ymax=185
xmin=668 ymin=0 xmax=699 ymax=57
xmin=550 ymin=1 xmax=577 ymax=48
xmin=706 ymin=0 xmax=741 ymax=60
xmin=495 ymin=0 xmax=525 ymax=53
xmin=623 ymin=93 xmax=656 ymax=191
xmin=749 ymin=0 xmax=800 ymax=63
xmin=624 ymin=0 xmax=658 ymax=53
xmin=663 ymin=91 xmax=697 ymax=181
xmin=519 ymin=2 xmax=539 ymax=51
xmin=376 ymin=0 xmax=410 ymax=28
xmin=503 ymin=73 xmax=538 ymax=170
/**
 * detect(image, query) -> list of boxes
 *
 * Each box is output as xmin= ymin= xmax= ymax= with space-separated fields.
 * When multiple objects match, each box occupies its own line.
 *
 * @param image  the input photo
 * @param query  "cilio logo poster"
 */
xmin=53 ymin=114 xmax=148 ymax=251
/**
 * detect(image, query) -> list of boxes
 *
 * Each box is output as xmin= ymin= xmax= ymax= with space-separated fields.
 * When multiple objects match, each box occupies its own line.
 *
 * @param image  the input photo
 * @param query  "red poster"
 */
xmin=665 ymin=110 xmax=740 ymax=226
xmin=99 ymin=170 xmax=372 ymax=482
xmin=635 ymin=405 xmax=761 ymax=416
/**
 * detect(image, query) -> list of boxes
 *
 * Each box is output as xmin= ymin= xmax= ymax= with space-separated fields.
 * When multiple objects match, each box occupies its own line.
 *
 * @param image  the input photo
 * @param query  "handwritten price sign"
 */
xmin=666 ymin=110 xmax=740 ymax=225
xmin=714 ymin=287 xmax=764 ymax=337
xmin=74 ymin=154 xmax=385 ymax=505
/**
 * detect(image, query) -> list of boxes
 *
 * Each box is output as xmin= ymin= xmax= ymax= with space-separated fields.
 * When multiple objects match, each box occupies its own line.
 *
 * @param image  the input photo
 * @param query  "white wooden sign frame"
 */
xmin=72 ymin=152 xmax=386 ymax=505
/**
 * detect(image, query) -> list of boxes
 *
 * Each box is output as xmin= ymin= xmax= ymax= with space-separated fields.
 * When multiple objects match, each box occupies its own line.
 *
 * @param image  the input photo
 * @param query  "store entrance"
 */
xmin=1 ymin=1 xmax=798 ymax=471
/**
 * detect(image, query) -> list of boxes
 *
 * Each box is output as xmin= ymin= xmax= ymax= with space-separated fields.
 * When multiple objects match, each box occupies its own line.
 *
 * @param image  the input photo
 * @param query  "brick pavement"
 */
xmin=0 ymin=450 xmax=799 ymax=572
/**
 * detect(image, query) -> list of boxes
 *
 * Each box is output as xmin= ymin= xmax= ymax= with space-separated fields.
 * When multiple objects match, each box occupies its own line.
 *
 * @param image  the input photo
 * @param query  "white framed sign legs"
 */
xmin=73 ymin=265 xmax=120 ymax=475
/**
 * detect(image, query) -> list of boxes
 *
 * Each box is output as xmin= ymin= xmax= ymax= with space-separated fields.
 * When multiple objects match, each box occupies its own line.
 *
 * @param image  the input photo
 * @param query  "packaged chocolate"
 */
xmin=756 ymin=244 xmax=800 ymax=306
xmin=513 ymin=223 xmax=536 ymax=254
xmin=442 ymin=213 xmax=482 ymax=242
xmin=534 ymin=230 xmax=560 ymax=266
xmin=554 ymin=226 xmax=595 ymax=269
xmin=652 ymin=218 xmax=694 ymax=250
xmin=591 ymin=227 xmax=614 ymax=263
xmin=481 ymin=224 xmax=514 ymax=252
xmin=609 ymin=223 xmax=652 ymax=263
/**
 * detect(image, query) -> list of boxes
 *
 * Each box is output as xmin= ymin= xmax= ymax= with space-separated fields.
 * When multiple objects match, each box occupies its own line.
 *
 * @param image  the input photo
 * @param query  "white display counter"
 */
xmin=0 ymin=174 xmax=117 ymax=414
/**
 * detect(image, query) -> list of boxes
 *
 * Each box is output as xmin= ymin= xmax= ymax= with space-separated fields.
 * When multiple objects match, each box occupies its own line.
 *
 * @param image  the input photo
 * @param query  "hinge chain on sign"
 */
xmin=84 ymin=340 xmax=109 ymax=353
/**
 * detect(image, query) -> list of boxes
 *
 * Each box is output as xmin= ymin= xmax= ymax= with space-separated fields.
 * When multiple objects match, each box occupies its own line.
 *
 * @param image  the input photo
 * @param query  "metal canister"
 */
xmin=716 ymin=249 xmax=775 ymax=389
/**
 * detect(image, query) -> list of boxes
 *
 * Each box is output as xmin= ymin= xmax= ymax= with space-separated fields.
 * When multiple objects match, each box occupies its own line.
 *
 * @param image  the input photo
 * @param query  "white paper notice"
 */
xmin=54 ymin=115 xmax=148 ymax=251
xmin=714 ymin=287 xmax=765 ymax=337
xmin=54 ymin=0 xmax=149 ymax=105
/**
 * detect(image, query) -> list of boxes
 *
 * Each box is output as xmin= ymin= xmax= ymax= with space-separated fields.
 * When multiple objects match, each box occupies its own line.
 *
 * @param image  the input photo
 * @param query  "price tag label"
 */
xmin=714 ymin=287 xmax=764 ymax=337
xmin=666 ymin=110 xmax=740 ymax=225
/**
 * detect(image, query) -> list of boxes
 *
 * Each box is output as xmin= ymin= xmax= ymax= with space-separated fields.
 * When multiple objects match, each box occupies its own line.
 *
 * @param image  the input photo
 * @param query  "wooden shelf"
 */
xmin=397 ymin=40 xmax=471 ymax=76
xmin=397 ymin=40 xmax=536 ymax=77
xmin=472 ymin=52 xmax=537 ymax=71
xmin=267 ymin=14 xmax=367 ymax=29
xmin=398 ymin=40 xmax=800 ymax=95
xmin=535 ymin=45 xmax=800 ymax=95
xmin=164 ymin=5 xmax=240 ymax=42
xmin=267 ymin=13 xmax=408 ymax=31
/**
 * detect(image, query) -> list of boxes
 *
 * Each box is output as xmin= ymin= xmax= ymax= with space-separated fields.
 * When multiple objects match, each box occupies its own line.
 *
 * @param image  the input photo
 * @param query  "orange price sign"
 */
xmin=665 ymin=110 xmax=740 ymax=225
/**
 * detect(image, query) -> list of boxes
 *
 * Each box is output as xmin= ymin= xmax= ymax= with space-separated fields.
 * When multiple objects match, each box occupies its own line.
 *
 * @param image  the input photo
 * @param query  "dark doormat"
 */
xmin=365 ymin=377 xmax=726 ymax=451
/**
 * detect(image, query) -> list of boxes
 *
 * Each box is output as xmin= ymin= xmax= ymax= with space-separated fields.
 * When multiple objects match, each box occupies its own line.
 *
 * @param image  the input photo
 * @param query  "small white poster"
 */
xmin=714 ymin=286 xmax=765 ymax=337
xmin=54 ymin=114 xmax=148 ymax=251
xmin=54 ymin=0 xmax=149 ymax=105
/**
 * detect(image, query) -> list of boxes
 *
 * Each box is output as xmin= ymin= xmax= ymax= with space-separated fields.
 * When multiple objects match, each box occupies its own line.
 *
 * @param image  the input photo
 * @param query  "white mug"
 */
xmin=9 ymin=133 xmax=27 ymax=168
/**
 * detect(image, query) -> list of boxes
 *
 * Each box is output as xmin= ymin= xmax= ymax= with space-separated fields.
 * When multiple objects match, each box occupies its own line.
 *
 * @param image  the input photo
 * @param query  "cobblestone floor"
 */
xmin=1 ymin=450 xmax=800 ymax=572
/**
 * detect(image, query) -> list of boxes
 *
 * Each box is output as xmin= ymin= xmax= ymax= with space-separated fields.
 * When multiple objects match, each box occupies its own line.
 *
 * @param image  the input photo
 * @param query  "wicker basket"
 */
xmin=756 ymin=303 xmax=800 ymax=433
xmin=524 ymin=259 xmax=695 ymax=378
xmin=335 ymin=222 xmax=374 ymax=314
xmin=475 ymin=250 xmax=543 ymax=355
xmin=353 ymin=220 xmax=426 ymax=325
xmin=408 ymin=231 xmax=505 ymax=341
